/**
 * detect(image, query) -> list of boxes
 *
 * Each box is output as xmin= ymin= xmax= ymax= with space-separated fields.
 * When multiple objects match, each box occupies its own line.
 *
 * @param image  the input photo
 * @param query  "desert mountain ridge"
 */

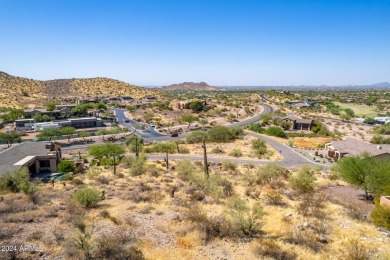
xmin=155 ymin=81 xmax=218 ymax=91
xmin=0 ymin=71 xmax=156 ymax=108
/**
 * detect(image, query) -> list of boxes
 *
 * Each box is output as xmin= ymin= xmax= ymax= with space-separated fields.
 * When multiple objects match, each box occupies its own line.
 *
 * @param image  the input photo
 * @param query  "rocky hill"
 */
xmin=0 ymin=72 xmax=155 ymax=108
xmin=157 ymin=82 xmax=218 ymax=91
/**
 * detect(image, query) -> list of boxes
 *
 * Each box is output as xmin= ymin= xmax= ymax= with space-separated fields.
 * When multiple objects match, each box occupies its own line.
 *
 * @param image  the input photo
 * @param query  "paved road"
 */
xmin=245 ymin=131 xmax=322 ymax=167
xmin=114 ymin=108 xmax=167 ymax=138
xmin=229 ymin=103 xmax=274 ymax=127
xmin=58 ymin=102 xmax=324 ymax=168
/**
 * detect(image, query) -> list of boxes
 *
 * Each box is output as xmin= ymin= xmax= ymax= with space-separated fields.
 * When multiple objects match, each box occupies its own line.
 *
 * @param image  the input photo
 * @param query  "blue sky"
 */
xmin=1 ymin=0 xmax=389 ymax=86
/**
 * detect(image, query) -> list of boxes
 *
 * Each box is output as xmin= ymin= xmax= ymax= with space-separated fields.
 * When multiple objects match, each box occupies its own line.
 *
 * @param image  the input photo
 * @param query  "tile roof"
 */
xmin=0 ymin=142 xmax=51 ymax=167
xmin=330 ymin=138 xmax=390 ymax=157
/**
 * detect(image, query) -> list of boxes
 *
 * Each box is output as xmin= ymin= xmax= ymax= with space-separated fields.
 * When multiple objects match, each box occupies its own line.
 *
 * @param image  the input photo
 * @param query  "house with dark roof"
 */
xmin=24 ymin=105 xmax=76 ymax=119
xmin=0 ymin=142 xmax=62 ymax=176
xmin=283 ymin=115 xmax=313 ymax=131
xmin=325 ymin=138 xmax=390 ymax=161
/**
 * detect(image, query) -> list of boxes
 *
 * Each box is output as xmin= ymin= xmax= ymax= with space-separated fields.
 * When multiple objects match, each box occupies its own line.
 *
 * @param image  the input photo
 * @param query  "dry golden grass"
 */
xmin=1 ymin=154 xmax=389 ymax=260
xmin=292 ymin=137 xmax=334 ymax=148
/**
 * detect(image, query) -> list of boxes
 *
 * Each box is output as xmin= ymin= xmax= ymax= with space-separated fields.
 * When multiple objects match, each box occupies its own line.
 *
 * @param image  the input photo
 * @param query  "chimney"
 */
xmin=45 ymin=143 xmax=53 ymax=150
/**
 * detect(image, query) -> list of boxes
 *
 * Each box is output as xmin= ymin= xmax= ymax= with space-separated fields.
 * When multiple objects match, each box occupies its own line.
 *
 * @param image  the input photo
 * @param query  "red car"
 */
xmin=170 ymin=133 xmax=178 ymax=137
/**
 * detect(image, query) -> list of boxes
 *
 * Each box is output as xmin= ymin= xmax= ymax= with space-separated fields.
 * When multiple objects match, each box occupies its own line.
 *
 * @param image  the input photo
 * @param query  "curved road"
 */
xmin=61 ymin=103 xmax=323 ymax=168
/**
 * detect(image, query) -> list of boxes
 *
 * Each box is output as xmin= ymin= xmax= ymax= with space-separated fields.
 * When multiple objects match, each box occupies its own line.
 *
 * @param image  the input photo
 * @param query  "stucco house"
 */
xmin=0 ymin=142 xmax=62 ymax=176
xmin=325 ymin=138 xmax=390 ymax=161
xmin=283 ymin=115 xmax=313 ymax=131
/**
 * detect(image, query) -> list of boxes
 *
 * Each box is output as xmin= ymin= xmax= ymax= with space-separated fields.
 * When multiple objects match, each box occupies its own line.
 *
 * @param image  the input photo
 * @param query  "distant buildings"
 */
xmin=15 ymin=117 xmax=103 ymax=131
xmin=24 ymin=105 xmax=76 ymax=118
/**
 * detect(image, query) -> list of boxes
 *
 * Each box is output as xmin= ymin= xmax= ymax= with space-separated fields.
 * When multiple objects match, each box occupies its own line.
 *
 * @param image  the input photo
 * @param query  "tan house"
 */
xmin=0 ymin=142 xmax=62 ymax=175
xmin=170 ymin=100 xmax=190 ymax=110
xmin=325 ymin=138 xmax=390 ymax=161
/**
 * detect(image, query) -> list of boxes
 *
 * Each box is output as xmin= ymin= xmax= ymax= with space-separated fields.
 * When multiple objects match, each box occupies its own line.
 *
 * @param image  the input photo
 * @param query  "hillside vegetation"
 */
xmin=0 ymin=72 xmax=155 ymax=108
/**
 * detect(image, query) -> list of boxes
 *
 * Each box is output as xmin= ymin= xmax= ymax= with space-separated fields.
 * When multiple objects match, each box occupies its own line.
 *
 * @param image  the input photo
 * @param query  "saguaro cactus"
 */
xmin=202 ymin=139 xmax=210 ymax=178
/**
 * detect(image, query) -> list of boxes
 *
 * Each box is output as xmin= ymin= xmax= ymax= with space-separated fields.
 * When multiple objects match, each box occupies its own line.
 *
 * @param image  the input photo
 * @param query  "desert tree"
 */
xmin=88 ymin=143 xmax=125 ymax=175
xmin=60 ymin=126 xmax=76 ymax=143
xmin=198 ymin=119 xmax=209 ymax=130
xmin=37 ymin=128 xmax=61 ymax=142
xmin=180 ymin=114 xmax=198 ymax=129
xmin=0 ymin=132 xmax=22 ymax=148
xmin=332 ymin=153 xmax=390 ymax=199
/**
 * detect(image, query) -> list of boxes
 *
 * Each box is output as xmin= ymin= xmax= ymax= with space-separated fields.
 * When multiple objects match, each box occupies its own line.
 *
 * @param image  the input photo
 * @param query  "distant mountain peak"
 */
xmin=158 ymin=82 xmax=218 ymax=91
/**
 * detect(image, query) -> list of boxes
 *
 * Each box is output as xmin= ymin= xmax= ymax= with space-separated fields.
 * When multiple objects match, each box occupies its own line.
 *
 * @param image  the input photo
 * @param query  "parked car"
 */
xmin=149 ymin=123 xmax=155 ymax=128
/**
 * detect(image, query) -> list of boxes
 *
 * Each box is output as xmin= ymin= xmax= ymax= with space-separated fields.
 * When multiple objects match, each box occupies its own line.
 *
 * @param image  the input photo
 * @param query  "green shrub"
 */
xmin=57 ymin=160 xmax=75 ymax=173
xmin=89 ymin=159 xmax=98 ymax=167
xmin=229 ymin=148 xmax=242 ymax=157
xmin=265 ymin=126 xmax=287 ymax=138
xmin=252 ymin=138 xmax=268 ymax=158
xmin=60 ymin=173 xmax=73 ymax=181
xmin=256 ymin=164 xmax=288 ymax=185
xmin=222 ymin=160 xmax=237 ymax=171
xmin=252 ymin=138 xmax=266 ymax=149
xmin=74 ymin=187 xmax=102 ymax=208
xmin=370 ymin=203 xmax=390 ymax=230
xmin=143 ymin=142 xmax=175 ymax=153
xmin=176 ymin=160 xmax=195 ymax=180
xmin=86 ymin=167 xmax=102 ymax=179
xmin=186 ymin=130 xmax=208 ymax=144
xmin=71 ymin=178 xmax=84 ymax=185
xmin=374 ymin=123 xmax=390 ymax=135
xmin=125 ymin=136 xmax=144 ymax=153
xmin=227 ymin=197 xmax=265 ymax=237
xmin=122 ymin=156 xmax=146 ymax=176
xmin=289 ymin=170 xmax=316 ymax=194
xmin=178 ymin=147 xmax=190 ymax=154
xmin=247 ymin=123 xmax=263 ymax=133
xmin=0 ymin=167 xmax=36 ymax=194
xmin=100 ymin=157 xmax=120 ymax=166
xmin=208 ymin=126 xmax=242 ymax=143
xmin=371 ymin=135 xmax=390 ymax=144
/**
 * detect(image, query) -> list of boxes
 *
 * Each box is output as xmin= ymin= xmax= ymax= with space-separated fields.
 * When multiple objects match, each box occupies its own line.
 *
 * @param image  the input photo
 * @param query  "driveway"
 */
xmin=245 ymin=131 xmax=324 ymax=168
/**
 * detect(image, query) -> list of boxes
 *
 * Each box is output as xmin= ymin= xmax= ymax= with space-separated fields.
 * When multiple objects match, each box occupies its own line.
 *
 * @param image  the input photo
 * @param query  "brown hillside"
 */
xmin=0 ymin=72 xmax=156 ymax=108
